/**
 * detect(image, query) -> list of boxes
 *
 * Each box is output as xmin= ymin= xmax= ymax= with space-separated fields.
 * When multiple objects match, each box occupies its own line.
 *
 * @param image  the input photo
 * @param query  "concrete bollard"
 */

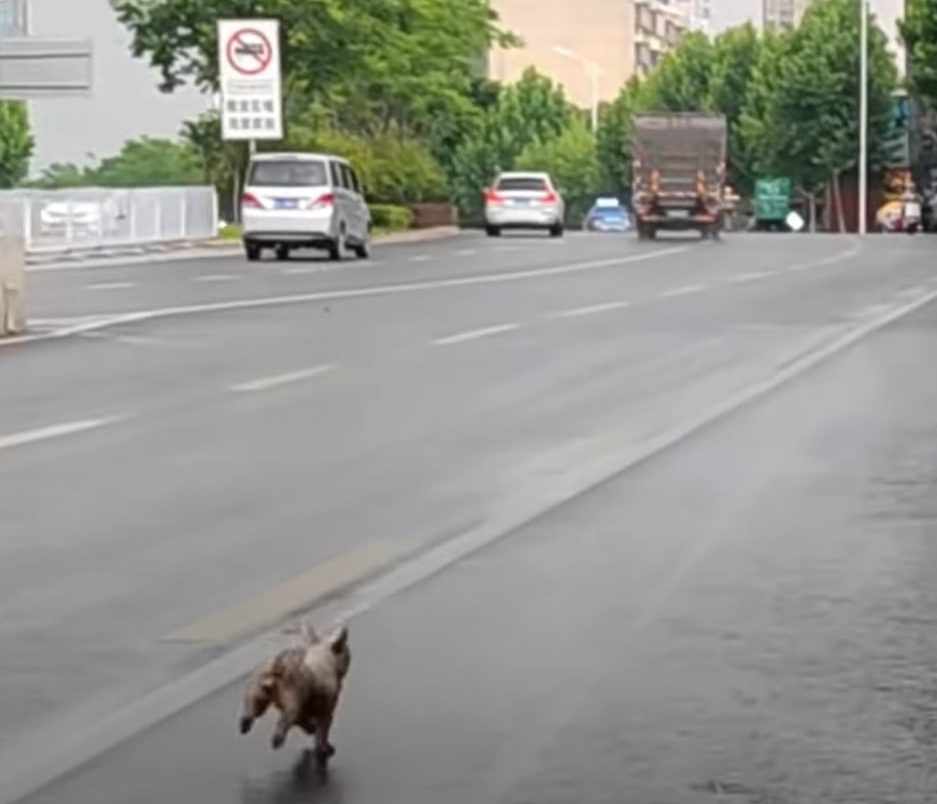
xmin=0 ymin=232 xmax=26 ymax=336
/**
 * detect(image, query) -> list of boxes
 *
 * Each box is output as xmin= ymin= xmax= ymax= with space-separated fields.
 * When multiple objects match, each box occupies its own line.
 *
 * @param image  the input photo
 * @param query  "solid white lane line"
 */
xmin=728 ymin=271 xmax=775 ymax=283
xmin=551 ymin=300 xmax=631 ymax=318
xmin=193 ymin=274 xmax=237 ymax=282
xmin=457 ymin=249 xmax=476 ymax=256
xmin=0 ymin=417 xmax=120 ymax=452
xmin=36 ymin=246 xmax=691 ymax=340
xmin=660 ymin=283 xmax=705 ymax=298
xmin=87 ymin=282 xmax=136 ymax=291
xmin=282 ymin=260 xmax=382 ymax=276
xmin=281 ymin=266 xmax=326 ymax=275
xmin=409 ymin=255 xmax=430 ymax=262
xmin=229 ymin=364 xmax=336 ymax=393
xmin=433 ymin=323 xmax=521 ymax=345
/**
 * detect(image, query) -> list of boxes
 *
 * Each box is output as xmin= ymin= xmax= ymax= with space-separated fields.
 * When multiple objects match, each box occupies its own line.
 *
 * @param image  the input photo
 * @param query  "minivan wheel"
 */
xmin=327 ymin=228 xmax=345 ymax=261
xmin=245 ymin=242 xmax=261 ymax=261
xmin=352 ymin=239 xmax=370 ymax=259
xmin=275 ymin=245 xmax=290 ymax=261
xmin=549 ymin=223 xmax=564 ymax=238
xmin=485 ymin=225 xmax=501 ymax=237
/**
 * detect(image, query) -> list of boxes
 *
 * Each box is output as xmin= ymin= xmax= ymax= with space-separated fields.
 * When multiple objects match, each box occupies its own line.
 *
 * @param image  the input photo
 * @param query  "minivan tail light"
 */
xmin=308 ymin=193 xmax=335 ymax=210
xmin=542 ymin=190 xmax=558 ymax=203
xmin=241 ymin=192 xmax=262 ymax=209
xmin=484 ymin=188 xmax=503 ymax=204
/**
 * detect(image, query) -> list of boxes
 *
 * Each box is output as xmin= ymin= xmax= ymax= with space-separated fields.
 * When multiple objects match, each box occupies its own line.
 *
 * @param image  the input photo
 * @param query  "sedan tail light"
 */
xmin=541 ymin=190 xmax=558 ymax=204
xmin=484 ymin=188 xmax=503 ymax=204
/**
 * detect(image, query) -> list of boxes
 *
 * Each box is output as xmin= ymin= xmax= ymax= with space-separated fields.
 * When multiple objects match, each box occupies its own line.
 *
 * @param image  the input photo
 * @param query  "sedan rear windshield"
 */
xmin=249 ymin=160 xmax=328 ymax=187
xmin=496 ymin=177 xmax=548 ymax=192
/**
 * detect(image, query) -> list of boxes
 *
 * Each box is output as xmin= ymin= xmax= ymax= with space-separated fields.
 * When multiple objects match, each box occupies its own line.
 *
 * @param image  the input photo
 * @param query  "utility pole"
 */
xmin=858 ymin=0 xmax=868 ymax=234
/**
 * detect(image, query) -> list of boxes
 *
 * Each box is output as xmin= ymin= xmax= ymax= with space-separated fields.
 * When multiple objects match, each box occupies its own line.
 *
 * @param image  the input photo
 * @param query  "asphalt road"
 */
xmin=4 ymin=231 xmax=937 ymax=803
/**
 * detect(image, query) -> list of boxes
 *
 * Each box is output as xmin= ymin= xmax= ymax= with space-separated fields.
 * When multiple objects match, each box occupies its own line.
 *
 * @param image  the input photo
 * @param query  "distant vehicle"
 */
xmin=240 ymin=152 xmax=371 ymax=262
xmin=631 ymin=113 xmax=727 ymax=240
xmin=753 ymin=177 xmax=792 ymax=231
xmin=483 ymin=172 xmax=565 ymax=237
xmin=583 ymin=197 xmax=632 ymax=232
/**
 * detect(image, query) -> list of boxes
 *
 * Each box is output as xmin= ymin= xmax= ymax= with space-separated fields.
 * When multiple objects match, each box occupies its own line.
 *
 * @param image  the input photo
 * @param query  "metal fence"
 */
xmin=0 ymin=186 xmax=219 ymax=255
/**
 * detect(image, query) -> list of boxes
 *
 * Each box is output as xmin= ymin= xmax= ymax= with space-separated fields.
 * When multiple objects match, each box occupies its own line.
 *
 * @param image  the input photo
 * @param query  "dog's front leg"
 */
xmin=271 ymin=692 xmax=302 ymax=750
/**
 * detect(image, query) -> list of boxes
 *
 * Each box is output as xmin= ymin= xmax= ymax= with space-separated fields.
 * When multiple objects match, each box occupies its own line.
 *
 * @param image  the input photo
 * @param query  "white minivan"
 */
xmin=240 ymin=152 xmax=371 ymax=261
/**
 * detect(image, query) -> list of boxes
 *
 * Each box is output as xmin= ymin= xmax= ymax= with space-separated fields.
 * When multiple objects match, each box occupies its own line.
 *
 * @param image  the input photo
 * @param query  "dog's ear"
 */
xmin=300 ymin=621 xmax=321 ymax=645
xmin=327 ymin=624 xmax=349 ymax=654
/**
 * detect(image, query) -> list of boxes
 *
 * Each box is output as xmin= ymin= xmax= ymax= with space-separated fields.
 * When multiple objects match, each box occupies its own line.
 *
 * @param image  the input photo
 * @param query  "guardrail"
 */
xmin=0 ymin=186 xmax=219 ymax=256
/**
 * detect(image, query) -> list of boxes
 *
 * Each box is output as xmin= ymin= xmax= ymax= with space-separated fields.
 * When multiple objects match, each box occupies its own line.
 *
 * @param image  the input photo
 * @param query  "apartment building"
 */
xmin=489 ymin=0 xmax=687 ymax=108
xmin=0 ymin=0 xmax=27 ymax=34
xmin=762 ymin=0 xmax=811 ymax=29
xmin=670 ymin=0 xmax=713 ymax=33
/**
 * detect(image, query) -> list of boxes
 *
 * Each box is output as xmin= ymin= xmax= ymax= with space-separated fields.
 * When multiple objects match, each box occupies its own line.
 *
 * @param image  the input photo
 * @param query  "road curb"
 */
xmin=23 ymin=226 xmax=463 ymax=271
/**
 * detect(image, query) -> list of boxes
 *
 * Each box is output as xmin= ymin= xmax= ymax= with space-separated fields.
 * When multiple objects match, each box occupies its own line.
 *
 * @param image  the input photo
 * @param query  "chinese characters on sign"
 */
xmin=217 ymin=19 xmax=283 ymax=141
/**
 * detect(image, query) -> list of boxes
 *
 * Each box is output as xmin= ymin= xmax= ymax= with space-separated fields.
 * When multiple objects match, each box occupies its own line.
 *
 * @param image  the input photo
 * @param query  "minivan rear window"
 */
xmin=249 ymin=160 xmax=328 ymax=187
xmin=496 ymin=177 xmax=548 ymax=192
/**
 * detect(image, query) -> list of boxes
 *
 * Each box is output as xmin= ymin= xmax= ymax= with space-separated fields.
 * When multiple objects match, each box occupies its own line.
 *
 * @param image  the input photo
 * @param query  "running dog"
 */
xmin=238 ymin=622 xmax=351 ymax=762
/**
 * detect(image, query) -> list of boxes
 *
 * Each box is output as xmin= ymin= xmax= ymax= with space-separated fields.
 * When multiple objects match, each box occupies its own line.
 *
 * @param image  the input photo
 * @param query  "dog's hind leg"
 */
xmin=313 ymin=714 xmax=336 ymax=764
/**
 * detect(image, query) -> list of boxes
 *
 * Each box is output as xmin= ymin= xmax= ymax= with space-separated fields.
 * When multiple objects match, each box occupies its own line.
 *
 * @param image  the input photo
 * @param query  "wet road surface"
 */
xmin=4 ymin=233 xmax=937 ymax=802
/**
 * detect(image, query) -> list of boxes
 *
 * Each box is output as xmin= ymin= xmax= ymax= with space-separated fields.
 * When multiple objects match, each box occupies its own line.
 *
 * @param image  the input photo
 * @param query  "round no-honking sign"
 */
xmin=226 ymin=28 xmax=274 ymax=76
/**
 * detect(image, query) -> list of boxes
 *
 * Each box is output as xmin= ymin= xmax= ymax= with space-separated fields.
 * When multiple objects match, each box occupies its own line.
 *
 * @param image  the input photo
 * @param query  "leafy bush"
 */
xmin=369 ymin=204 xmax=414 ymax=231
xmin=516 ymin=121 xmax=601 ymax=225
xmin=285 ymin=127 xmax=447 ymax=204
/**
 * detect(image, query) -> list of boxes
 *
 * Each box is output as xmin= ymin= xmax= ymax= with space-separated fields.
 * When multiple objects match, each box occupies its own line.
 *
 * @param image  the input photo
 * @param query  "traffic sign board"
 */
xmin=217 ymin=19 xmax=282 ymax=141
xmin=226 ymin=28 xmax=273 ymax=76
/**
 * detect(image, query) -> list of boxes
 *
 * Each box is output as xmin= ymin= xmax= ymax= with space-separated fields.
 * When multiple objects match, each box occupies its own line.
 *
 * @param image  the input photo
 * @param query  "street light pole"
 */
xmin=858 ymin=0 xmax=868 ymax=235
xmin=553 ymin=46 xmax=600 ymax=132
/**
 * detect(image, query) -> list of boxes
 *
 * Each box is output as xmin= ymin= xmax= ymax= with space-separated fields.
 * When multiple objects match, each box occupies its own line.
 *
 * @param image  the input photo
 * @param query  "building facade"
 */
xmin=489 ymin=0 xmax=686 ymax=108
xmin=762 ymin=0 xmax=811 ymax=30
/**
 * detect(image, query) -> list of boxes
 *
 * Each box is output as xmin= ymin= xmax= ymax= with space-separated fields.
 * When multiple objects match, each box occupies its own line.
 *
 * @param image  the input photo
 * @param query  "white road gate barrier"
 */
xmin=0 ymin=198 xmax=26 ymax=336
xmin=0 ymin=186 xmax=218 ymax=256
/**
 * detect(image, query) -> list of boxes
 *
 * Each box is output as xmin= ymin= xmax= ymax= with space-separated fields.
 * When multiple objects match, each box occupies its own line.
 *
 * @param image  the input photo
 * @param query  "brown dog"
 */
xmin=238 ymin=622 xmax=351 ymax=762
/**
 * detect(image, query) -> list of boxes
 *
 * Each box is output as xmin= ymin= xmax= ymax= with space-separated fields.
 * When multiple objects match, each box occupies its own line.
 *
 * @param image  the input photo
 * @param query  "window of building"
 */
xmin=0 ymin=0 xmax=26 ymax=35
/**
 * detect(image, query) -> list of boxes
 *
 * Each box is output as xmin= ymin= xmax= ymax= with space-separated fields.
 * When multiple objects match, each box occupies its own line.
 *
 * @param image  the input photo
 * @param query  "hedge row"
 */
xmin=369 ymin=204 xmax=414 ymax=231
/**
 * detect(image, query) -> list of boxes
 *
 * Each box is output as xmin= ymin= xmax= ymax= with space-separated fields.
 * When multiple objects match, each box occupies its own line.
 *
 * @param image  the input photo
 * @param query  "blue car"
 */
xmin=583 ymin=197 xmax=632 ymax=232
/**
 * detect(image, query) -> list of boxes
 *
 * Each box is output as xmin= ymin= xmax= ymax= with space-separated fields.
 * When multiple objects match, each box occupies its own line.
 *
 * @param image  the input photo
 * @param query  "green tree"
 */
xmin=708 ymin=23 xmax=762 ymax=193
xmin=29 ymin=162 xmax=93 ymax=189
xmin=596 ymin=78 xmax=642 ymax=192
xmin=640 ymin=32 xmax=715 ymax=112
xmin=740 ymin=0 xmax=897 ymax=222
xmin=900 ymin=0 xmax=937 ymax=107
xmin=181 ymin=112 xmax=244 ymax=220
xmin=449 ymin=69 xmax=574 ymax=218
xmin=0 ymin=100 xmax=34 ymax=188
xmin=90 ymin=137 xmax=202 ymax=187
xmin=516 ymin=120 xmax=600 ymax=224
xmin=112 ymin=0 xmax=512 ymax=139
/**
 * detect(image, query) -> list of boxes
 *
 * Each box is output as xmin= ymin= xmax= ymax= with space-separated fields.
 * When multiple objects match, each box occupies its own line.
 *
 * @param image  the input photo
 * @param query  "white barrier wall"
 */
xmin=0 ymin=186 xmax=218 ymax=255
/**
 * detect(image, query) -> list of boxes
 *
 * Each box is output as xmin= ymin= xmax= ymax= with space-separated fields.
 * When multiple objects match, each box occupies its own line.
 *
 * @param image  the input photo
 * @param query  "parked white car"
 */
xmin=240 ymin=152 xmax=371 ymax=261
xmin=483 ymin=172 xmax=565 ymax=237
